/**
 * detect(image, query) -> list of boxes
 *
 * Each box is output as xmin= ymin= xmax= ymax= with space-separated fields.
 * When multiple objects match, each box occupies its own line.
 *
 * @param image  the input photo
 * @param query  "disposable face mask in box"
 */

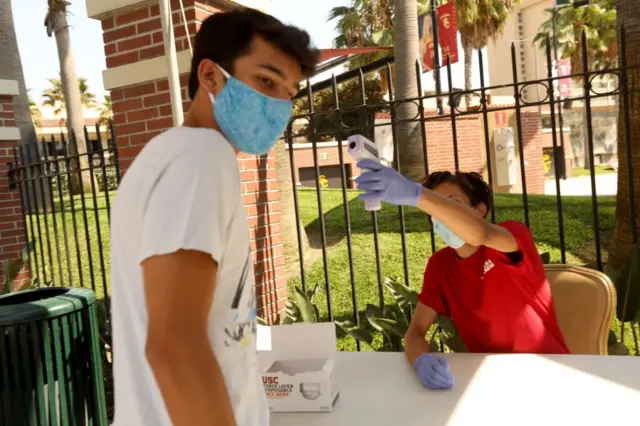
xmin=257 ymin=323 xmax=339 ymax=412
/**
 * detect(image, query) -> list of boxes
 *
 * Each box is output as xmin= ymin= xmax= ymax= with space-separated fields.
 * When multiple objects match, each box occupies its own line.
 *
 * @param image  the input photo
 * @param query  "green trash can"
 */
xmin=0 ymin=287 xmax=107 ymax=426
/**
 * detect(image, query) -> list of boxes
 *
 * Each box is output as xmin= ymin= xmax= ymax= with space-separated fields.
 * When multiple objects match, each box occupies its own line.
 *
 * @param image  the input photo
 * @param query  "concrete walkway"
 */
xmin=544 ymin=173 xmax=618 ymax=196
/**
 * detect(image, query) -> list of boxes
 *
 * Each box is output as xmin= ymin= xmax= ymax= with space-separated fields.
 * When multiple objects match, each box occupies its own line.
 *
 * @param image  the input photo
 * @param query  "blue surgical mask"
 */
xmin=208 ymin=66 xmax=292 ymax=155
xmin=432 ymin=218 xmax=466 ymax=249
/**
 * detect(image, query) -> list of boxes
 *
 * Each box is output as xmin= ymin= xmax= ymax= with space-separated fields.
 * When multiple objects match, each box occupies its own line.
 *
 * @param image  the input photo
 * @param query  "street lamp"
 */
xmin=551 ymin=0 xmax=590 ymax=179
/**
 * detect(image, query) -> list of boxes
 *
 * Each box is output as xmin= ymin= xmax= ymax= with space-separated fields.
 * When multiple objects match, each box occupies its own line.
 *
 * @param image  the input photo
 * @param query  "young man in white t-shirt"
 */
xmin=109 ymin=10 xmax=318 ymax=426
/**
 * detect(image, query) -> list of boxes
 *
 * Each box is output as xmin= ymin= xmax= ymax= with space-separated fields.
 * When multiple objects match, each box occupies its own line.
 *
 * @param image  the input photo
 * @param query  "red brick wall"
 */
xmin=0 ymin=96 xmax=16 ymax=127
xmin=424 ymin=115 xmax=486 ymax=175
xmin=521 ymin=111 xmax=545 ymax=195
xmin=97 ymin=2 xmax=286 ymax=320
xmin=101 ymin=0 xmax=210 ymax=70
xmin=374 ymin=110 xmax=545 ymax=195
xmin=375 ymin=112 xmax=486 ymax=175
xmin=0 ymin=96 xmax=28 ymax=290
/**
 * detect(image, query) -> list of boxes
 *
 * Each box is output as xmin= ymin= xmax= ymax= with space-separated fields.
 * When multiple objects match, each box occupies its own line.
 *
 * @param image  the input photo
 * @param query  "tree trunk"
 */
xmin=275 ymin=140 xmax=310 ymax=268
xmin=0 ymin=0 xmax=49 ymax=212
xmin=464 ymin=44 xmax=473 ymax=109
xmin=394 ymin=0 xmax=424 ymax=181
xmin=610 ymin=2 xmax=640 ymax=268
xmin=51 ymin=9 xmax=94 ymax=194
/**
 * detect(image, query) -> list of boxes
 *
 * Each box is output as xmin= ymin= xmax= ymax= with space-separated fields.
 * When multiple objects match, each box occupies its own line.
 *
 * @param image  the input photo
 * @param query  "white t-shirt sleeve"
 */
xmin=139 ymin=150 xmax=232 ymax=264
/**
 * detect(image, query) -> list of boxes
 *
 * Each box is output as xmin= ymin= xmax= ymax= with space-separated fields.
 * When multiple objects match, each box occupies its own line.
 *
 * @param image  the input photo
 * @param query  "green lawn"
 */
xmin=567 ymin=165 xmax=616 ymax=178
xmin=23 ymin=191 xmax=114 ymax=303
xmin=289 ymin=187 xmax=638 ymax=353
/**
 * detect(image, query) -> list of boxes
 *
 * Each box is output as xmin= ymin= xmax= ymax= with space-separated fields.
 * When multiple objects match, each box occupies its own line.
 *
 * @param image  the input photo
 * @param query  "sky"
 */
xmin=11 ymin=0 xmax=485 ymax=105
xmin=12 ymin=0 xmax=107 ymax=104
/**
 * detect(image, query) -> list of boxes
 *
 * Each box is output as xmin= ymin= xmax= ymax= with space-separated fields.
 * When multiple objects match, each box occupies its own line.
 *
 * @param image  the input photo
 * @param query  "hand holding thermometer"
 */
xmin=347 ymin=135 xmax=390 ymax=212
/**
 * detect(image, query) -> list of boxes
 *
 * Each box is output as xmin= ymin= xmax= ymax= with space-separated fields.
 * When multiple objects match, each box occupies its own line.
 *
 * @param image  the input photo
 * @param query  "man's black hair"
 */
xmin=188 ymin=9 xmax=319 ymax=100
xmin=423 ymin=171 xmax=493 ymax=217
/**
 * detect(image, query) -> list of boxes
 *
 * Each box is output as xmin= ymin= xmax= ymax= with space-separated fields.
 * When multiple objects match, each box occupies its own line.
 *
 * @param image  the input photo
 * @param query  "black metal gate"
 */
xmin=7 ymin=122 xmax=121 ymax=307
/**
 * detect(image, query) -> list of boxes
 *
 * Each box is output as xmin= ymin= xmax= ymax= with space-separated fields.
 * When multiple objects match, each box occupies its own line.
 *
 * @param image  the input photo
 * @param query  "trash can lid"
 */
xmin=0 ymin=287 xmax=97 ymax=326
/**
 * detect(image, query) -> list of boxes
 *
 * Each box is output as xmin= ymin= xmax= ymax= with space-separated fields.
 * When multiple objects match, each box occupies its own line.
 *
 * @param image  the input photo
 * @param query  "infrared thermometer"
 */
xmin=347 ymin=135 xmax=390 ymax=212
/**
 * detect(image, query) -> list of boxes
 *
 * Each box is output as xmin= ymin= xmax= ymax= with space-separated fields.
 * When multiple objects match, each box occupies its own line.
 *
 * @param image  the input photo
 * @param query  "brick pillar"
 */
xmin=0 ymin=91 xmax=29 ymax=290
xmin=90 ymin=1 xmax=286 ymax=321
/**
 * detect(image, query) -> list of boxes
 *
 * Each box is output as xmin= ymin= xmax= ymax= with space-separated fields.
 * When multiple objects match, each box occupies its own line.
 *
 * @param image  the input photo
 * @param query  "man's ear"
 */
xmin=197 ymin=59 xmax=219 ymax=94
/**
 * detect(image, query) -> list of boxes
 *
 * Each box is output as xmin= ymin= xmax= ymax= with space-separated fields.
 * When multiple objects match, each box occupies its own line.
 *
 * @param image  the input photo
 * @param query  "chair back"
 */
xmin=545 ymin=264 xmax=616 ymax=355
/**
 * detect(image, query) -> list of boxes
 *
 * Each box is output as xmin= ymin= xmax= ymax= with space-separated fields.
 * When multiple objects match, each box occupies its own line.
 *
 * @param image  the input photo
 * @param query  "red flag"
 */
xmin=437 ymin=1 xmax=459 ymax=66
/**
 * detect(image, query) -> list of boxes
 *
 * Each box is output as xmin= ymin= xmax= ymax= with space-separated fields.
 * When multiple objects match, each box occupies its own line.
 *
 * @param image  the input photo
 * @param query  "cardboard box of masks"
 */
xmin=256 ymin=322 xmax=339 ymax=412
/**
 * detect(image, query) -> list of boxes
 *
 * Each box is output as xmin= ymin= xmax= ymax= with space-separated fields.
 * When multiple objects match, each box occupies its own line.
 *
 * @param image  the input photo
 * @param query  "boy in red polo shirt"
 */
xmin=355 ymin=161 xmax=569 ymax=391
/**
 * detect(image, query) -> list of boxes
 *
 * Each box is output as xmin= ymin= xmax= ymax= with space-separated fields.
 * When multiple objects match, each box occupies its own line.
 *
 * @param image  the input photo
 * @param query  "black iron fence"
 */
xmin=4 ymin=33 xmax=639 ymax=355
xmin=7 ymin=122 xmax=121 ymax=310
xmin=284 ymin=30 xmax=639 ymax=352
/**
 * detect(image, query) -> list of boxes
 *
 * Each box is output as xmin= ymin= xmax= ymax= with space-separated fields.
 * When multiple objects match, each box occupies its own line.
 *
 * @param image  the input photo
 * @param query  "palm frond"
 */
xmin=327 ymin=6 xmax=354 ymax=22
xmin=533 ymin=0 xmax=617 ymax=74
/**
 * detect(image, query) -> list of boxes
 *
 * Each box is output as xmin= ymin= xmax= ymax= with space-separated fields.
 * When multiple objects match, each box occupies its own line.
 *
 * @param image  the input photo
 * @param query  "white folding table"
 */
xmin=270 ymin=351 xmax=640 ymax=426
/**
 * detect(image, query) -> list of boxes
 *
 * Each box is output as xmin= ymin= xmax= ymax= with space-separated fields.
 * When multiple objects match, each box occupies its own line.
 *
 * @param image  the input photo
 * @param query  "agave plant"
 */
xmin=285 ymin=283 xmax=322 ymax=324
xmin=257 ymin=283 xmax=322 ymax=326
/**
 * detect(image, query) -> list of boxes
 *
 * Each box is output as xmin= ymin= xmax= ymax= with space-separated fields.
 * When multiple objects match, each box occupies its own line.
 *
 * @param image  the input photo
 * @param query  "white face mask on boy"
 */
xmin=432 ymin=217 xmax=466 ymax=249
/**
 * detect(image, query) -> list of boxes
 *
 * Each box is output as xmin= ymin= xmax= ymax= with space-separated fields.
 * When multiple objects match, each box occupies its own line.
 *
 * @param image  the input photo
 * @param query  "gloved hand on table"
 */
xmin=414 ymin=353 xmax=454 ymax=390
xmin=355 ymin=159 xmax=423 ymax=207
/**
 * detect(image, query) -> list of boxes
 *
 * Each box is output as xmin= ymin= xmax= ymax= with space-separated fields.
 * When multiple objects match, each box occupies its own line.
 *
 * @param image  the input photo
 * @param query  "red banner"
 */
xmin=418 ymin=13 xmax=436 ymax=71
xmin=438 ymin=1 xmax=459 ymax=66
xmin=419 ymin=2 xmax=459 ymax=73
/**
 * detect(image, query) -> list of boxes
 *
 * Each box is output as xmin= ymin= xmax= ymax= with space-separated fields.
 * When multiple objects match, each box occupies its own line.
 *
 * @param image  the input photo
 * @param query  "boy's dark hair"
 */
xmin=423 ymin=171 xmax=493 ymax=216
xmin=188 ymin=9 xmax=319 ymax=100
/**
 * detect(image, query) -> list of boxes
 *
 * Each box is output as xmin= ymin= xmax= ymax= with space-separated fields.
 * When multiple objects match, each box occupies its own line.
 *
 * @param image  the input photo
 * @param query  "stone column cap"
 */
xmin=0 ymin=80 xmax=19 ymax=96
xmin=86 ymin=0 xmax=271 ymax=19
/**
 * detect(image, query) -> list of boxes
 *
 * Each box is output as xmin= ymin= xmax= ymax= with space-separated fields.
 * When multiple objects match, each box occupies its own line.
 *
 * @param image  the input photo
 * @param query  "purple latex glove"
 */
xmin=354 ymin=159 xmax=423 ymax=207
xmin=414 ymin=353 xmax=454 ymax=390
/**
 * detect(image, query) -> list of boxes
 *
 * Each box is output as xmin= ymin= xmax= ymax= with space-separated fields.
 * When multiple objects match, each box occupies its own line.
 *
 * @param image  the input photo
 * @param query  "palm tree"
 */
xmin=533 ymin=0 xmax=617 ymax=76
xmin=328 ymin=0 xmax=430 ymax=94
xmin=330 ymin=1 xmax=517 ymax=104
xmin=78 ymin=77 xmax=97 ymax=109
xmin=28 ymin=90 xmax=43 ymax=128
xmin=456 ymin=0 xmax=518 ymax=107
xmin=97 ymin=95 xmax=113 ymax=126
xmin=329 ymin=0 xmax=431 ymax=57
xmin=394 ymin=0 xmax=424 ymax=180
xmin=329 ymin=0 xmax=430 ymax=179
xmin=44 ymin=0 xmax=93 ymax=193
xmin=42 ymin=77 xmax=97 ymax=125
xmin=610 ymin=1 xmax=640 ymax=269
xmin=42 ymin=78 xmax=65 ymax=123
xmin=329 ymin=1 xmax=517 ymax=178
xmin=533 ymin=0 xmax=616 ymax=169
